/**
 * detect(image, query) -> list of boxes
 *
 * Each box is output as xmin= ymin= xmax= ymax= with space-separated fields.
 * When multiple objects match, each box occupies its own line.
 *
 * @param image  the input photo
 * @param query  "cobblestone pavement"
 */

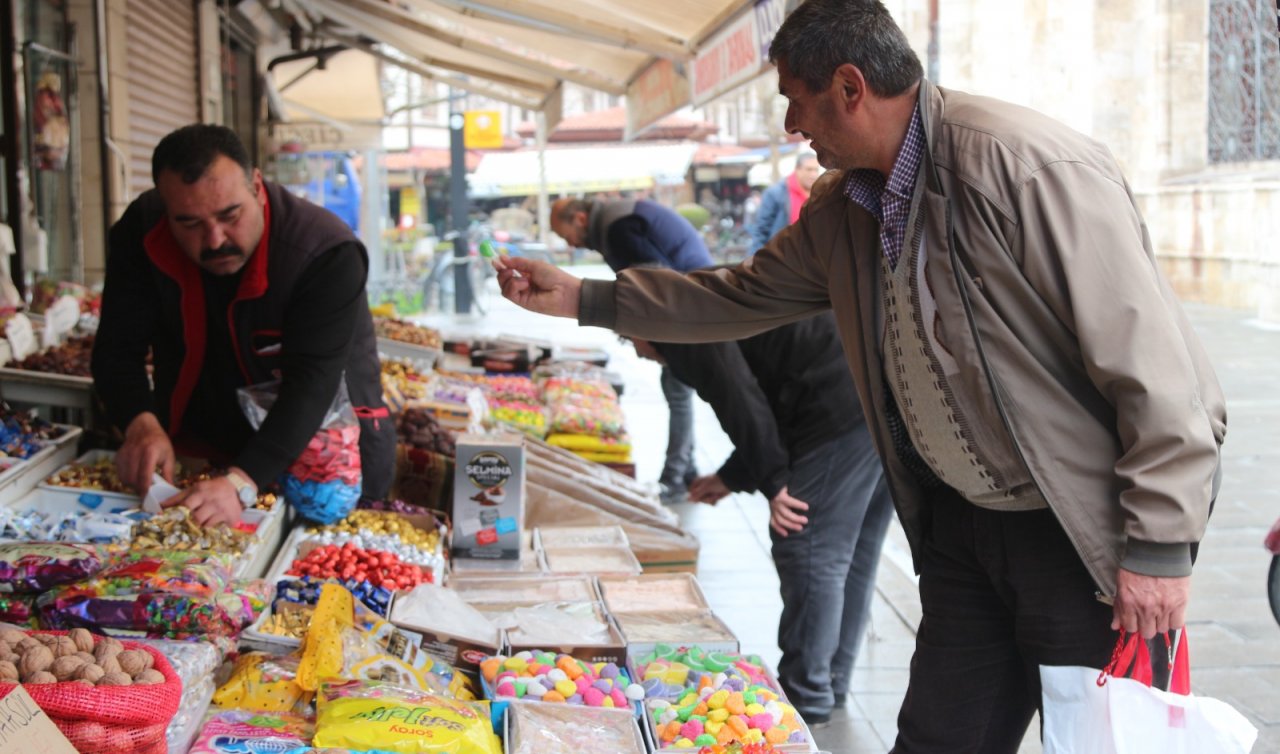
xmin=428 ymin=273 xmax=1279 ymax=753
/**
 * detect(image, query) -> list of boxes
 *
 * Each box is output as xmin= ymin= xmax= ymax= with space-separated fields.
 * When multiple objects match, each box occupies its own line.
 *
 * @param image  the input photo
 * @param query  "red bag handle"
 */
xmin=1098 ymin=629 xmax=1191 ymax=696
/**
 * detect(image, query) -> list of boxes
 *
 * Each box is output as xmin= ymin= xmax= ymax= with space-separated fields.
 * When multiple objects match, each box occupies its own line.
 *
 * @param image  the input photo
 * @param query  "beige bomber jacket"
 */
xmin=580 ymin=81 xmax=1226 ymax=598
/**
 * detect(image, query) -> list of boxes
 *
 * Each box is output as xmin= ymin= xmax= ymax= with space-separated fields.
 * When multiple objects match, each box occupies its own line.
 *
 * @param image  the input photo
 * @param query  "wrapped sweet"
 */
xmin=0 ymin=542 xmax=101 ymax=592
xmin=508 ymin=700 xmax=646 ymax=754
xmin=312 ymin=680 xmax=500 ymax=754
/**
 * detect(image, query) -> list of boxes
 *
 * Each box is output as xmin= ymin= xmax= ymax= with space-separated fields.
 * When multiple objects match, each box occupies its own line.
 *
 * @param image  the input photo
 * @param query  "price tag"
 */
xmin=0 ymin=686 xmax=78 ymax=754
xmin=43 ymin=296 xmax=79 ymax=341
xmin=4 ymin=314 xmax=37 ymax=362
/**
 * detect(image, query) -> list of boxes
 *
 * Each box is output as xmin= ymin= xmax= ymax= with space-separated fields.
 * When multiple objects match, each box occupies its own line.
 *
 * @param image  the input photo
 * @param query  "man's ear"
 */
xmin=833 ymin=63 xmax=867 ymax=112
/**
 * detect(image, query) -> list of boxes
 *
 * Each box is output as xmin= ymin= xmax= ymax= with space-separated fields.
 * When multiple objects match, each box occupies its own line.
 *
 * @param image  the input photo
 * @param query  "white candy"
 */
xmin=624 ymin=684 xmax=645 ymax=701
xmin=659 ymin=708 xmax=679 ymax=725
xmin=525 ymin=681 xmax=547 ymax=697
xmin=547 ymin=668 xmax=568 ymax=682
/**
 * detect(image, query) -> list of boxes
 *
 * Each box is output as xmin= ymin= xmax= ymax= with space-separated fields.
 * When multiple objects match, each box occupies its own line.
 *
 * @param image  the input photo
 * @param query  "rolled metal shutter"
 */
xmin=125 ymin=0 xmax=198 ymax=199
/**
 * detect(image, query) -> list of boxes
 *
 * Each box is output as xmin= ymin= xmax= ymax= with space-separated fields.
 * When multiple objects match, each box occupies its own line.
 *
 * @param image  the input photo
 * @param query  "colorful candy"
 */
xmin=286 ymin=542 xmax=433 ymax=592
xmin=481 ymin=651 xmax=644 ymax=710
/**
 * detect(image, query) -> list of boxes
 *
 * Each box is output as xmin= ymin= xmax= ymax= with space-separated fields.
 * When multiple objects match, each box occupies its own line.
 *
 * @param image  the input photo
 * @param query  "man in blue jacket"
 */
xmin=749 ymin=151 xmax=821 ymax=253
xmin=550 ymin=197 xmax=712 ymax=502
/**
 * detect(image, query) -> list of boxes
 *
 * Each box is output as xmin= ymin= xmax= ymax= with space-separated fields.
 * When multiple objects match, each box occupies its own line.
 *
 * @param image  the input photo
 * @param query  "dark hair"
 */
xmin=151 ymin=124 xmax=253 ymax=186
xmin=769 ymin=0 xmax=923 ymax=97
xmin=554 ymin=199 xmax=591 ymax=223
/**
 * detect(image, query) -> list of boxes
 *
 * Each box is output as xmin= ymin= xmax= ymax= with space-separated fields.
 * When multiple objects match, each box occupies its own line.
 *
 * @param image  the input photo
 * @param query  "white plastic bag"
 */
xmin=1041 ymin=631 xmax=1257 ymax=754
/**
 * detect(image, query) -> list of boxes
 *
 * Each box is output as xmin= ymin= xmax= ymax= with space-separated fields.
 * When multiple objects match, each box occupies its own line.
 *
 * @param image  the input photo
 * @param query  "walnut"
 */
xmin=23 ymin=671 xmax=57 ymax=684
xmin=72 ymin=678 xmax=94 ymax=687
xmin=133 ymin=669 xmax=165 ymax=685
xmin=92 ymin=641 xmax=121 ymax=666
xmin=0 ymin=648 xmax=17 ymax=664
xmin=116 ymin=650 xmax=149 ymax=677
xmin=97 ymin=655 xmax=121 ymax=675
xmin=52 ymin=636 xmax=77 ymax=658
xmin=0 ymin=629 xmax=26 ymax=645
xmin=34 ymin=634 xmax=57 ymax=647
xmin=18 ymin=645 xmax=53 ymax=676
xmin=68 ymin=628 xmax=95 ymax=654
xmin=16 ymin=637 xmax=41 ymax=653
xmin=50 ymin=655 xmax=86 ymax=681
xmin=97 ymin=671 xmax=132 ymax=687
xmin=76 ymin=664 xmax=104 ymax=684
xmin=74 ymin=651 xmax=94 ymax=665
xmin=99 ymin=637 xmax=124 ymax=654
xmin=0 ymin=661 xmax=17 ymax=683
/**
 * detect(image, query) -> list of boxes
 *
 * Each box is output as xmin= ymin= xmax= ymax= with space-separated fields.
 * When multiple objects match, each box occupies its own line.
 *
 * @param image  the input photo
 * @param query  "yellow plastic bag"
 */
xmin=212 ymin=652 xmax=312 ymax=712
xmin=313 ymin=680 xmax=501 ymax=754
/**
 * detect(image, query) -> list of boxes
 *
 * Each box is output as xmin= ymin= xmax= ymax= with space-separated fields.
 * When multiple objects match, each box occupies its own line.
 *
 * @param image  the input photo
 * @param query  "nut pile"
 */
xmin=9 ymin=335 xmax=95 ymax=377
xmin=131 ymin=506 xmax=255 ymax=554
xmin=381 ymin=360 xmax=431 ymax=403
xmin=46 ymin=457 xmax=135 ymax=494
xmin=396 ymin=408 xmax=456 ymax=455
xmin=374 ymin=318 xmax=443 ymax=349
xmin=0 ymin=628 xmax=164 ymax=687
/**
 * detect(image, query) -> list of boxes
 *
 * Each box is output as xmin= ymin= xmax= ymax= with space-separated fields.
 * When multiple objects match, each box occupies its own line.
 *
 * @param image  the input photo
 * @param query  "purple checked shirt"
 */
xmin=843 ymin=105 xmax=926 ymax=269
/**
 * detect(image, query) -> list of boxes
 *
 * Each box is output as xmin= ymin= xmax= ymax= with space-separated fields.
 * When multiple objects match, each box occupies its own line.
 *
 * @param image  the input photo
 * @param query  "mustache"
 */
xmin=200 ymin=244 xmax=245 ymax=262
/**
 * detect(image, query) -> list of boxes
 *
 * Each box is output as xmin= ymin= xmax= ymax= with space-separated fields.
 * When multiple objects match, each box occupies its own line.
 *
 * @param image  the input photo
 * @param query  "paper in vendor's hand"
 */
xmin=144 ymin=473 xmax=181 ymax=514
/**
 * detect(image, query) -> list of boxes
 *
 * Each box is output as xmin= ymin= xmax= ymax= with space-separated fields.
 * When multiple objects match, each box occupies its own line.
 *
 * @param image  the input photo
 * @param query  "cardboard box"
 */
xmin=449 ymin=530 xmax=544 ymax=577
xmin=541 ymin=545 xmax=643 ymax=577
xmin=501 ymin=601 xmax=627 ymax=668
xmin=597 ymin=573 xmax=712 ymax=614
xmin=450 ymin=575 xmax=600 ymax=605
xmin=388 ymin=594 xmax=501 ymax=680
xmin=614 ymin=610 xmax=740 ymax=660
xmin=452 ymin=433 xmax=525 ymax=562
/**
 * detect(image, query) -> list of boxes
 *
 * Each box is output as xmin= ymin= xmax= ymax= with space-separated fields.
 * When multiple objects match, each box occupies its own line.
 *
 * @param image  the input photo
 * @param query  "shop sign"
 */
xmin=625 ymin=59 xmax=691 ymax=141
xmin=464 ymin=111 xmax=503 ymax=149
xmin=691 ymin=10 xmax=763 ymax=106
xmin=271 ymin=122 xmax=381 ymax=152
xmin=754 ymin=0 xmax=791 ymax=61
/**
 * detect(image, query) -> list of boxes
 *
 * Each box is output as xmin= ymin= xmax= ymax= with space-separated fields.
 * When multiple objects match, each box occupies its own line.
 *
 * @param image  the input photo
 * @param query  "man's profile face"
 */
xmin=157 ymin=154 xmax=267 ymax=275
xmin=779 ymin=60 xmax=853 ymax=171
xmin=551 ymin=210 xmax=589 ymax=248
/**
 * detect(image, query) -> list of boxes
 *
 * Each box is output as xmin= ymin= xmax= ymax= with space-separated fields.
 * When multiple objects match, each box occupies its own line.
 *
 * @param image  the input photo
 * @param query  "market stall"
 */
xmin=0 ymin=312 xmax=824 ymax=754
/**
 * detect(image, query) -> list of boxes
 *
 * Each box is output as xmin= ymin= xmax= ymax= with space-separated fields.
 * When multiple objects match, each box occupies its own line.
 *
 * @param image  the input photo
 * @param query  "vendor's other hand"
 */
xmin=493 ymin=255 xmax=581 ymax=318
xmin=688 ymin=474 xmax=730 ymax=504
xmin=163 ymin=474 xmax=242 ymax=528
xmin=117 ymin=412 xmax=175 ymax=495
xmin=1111 ymin=568 xmax=1190 ymax=639
xmin=770 ymin=486 xmax=810 ymax=537
xmin=631 ymin=338 xmax=665 ymax=365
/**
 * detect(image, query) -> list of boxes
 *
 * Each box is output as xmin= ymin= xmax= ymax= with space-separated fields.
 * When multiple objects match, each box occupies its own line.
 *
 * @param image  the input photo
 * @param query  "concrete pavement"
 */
xmin=421 ymin=272 xmax=1280 ymax=753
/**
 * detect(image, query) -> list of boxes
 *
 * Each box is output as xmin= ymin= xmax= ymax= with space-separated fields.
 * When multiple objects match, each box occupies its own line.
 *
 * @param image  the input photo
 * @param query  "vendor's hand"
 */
xmin=688 ymin=474 xmax=730 ymax=504
xmin=1111 ymin=568 xmax=1190 ymax=639
xmin=493 ymin=255 xmax=581 ymax=318
xmin=116 ymin=412 xmax=175 ymax=495
xmin=631 ymin=338 xmax=666 ymax=365
xmin=162 ymin=474 xmax=243 ymax=528
xmin=769 ymin=486 xmax=810 ymax=537
xmin=1265 ymin=517 xmax=1280 ymax=555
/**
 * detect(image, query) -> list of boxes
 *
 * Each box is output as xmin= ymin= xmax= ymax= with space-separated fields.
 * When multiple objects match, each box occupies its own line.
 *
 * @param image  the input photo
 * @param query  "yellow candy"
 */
xmin=707 ymin=690 xmax=729 ymax=710
xmin=674 ymin=739 xmax=694 ymax=749
xmin=745 ymin=703 xmax=766 ymax=716
xmin=602 ymin=696 xmax=615 ymax=707
xmin=707 ymin=709 xmax=730 ymax=723
xmin=644 ymin=666 xmax=666 ymax=681
xmin=554 ymin=679 xmax=577 ymax=697
xmin=743 ymin=728 xmax=764 ymax=743
xmin=678 ymin=692 xmax=698 ymax=707
xmin=706 ymin=721 xmax=724 ymax=735
xmin=662 ymin=662 xmax=690 ymax=686
xmin=505 ymin=657 xmax=528 ymax=672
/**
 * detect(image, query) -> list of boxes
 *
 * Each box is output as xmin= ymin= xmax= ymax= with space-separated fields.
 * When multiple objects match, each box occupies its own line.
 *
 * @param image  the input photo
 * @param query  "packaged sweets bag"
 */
xmin=188 ymin=710 xmax=314 ymax=754
xmin=0 ymin=542 xmax=101 ymax=592
xmin=239 ymin=380 xmax=362 ymax=524
xmin=312 ymin=680 xmax=500 ymax=754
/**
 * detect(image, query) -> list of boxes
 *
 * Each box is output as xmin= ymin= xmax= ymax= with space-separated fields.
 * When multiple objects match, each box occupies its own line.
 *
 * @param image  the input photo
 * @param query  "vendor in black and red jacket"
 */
xmin=91 ymin=124 xmax=394 ymax=527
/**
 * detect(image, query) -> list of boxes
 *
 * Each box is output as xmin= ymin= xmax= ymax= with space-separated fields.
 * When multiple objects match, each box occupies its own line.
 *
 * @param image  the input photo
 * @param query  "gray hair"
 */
xmin=769 ymin=0 xmax=923 ymax=97
xmin=795 ymin=151 xmax=819 ymax=167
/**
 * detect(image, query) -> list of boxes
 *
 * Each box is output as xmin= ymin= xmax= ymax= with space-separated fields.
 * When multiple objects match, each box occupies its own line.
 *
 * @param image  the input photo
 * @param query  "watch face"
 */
xmin=238 ymin=487 xmax=256 ymax=506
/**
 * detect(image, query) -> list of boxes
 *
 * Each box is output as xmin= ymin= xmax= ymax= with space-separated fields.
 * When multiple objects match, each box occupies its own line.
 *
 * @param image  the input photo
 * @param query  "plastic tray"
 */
xmin=37 ymin=448 xmax=141 ymax=505
xmin=0 ymin=424 xmax=82 ymax=505
xmin=378 ymin=337 xmax=443 ymax=369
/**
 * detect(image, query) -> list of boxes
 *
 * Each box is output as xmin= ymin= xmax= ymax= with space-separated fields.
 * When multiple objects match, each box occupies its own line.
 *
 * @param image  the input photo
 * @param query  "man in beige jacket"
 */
xmin=495 ymin=1 xmax=1225 ymax=750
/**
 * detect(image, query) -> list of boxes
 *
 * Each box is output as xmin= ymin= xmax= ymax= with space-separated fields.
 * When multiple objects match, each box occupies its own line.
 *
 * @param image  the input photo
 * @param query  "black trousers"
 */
xmin=892 ymin=490 xmax=1118 ymax=754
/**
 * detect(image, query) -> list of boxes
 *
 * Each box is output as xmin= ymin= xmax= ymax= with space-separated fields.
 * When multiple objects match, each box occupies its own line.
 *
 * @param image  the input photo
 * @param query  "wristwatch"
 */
xmin=225 ymin=470 xmax=257 ymax=508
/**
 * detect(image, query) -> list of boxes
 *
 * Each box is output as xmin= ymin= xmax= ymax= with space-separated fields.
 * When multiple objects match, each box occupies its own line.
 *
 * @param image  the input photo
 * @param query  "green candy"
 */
xmin=703 ymin=652 xmax=732 ymax=672
xmin=515 ymin=680 xmax=528 ymax=697
xmin=677 ymin=703 xmax=697 ymax=722
xmin=694 ymin=734 xmax=717 ymax=746
xmin=744 ymin=690 xmax=757 ymax=705
xmin=654 ymin=643 xmax=676 ymax=660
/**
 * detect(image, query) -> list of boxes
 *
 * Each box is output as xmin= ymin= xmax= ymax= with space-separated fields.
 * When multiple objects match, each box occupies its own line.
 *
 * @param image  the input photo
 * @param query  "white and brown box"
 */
xmin=452 ymin=432 xmax=525 ymax=561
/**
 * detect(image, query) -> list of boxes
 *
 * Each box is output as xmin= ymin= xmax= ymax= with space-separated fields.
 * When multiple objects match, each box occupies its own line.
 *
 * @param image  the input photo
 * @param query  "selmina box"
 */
xmin=452 ymin=433 xmax=525 ymax=561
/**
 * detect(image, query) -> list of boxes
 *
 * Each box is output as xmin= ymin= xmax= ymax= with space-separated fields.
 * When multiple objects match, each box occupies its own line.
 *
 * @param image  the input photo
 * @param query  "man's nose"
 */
xmin=204 ymin=222 xmax=226 ymax=250
xmin=784 ymin=105 xmax=798 ymax=135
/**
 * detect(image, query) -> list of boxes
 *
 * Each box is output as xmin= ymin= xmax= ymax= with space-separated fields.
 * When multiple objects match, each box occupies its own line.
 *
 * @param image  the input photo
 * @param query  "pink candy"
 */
xmin=681 ymin=720 xmax=704 ymax=740
xmin=583 ymin=688 xmax=605 ymax=706
xmin=749 ymin=713 xmax=774 ymax=730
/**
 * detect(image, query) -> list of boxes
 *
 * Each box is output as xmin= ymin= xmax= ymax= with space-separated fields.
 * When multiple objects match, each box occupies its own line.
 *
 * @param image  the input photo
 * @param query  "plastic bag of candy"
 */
xmin=0 ymin=594 xmax=36 ymax=627
xmin=213 ymin=653 xmax=313 ymax=713
xmin=0 ymin=542 xmax=101 ymax=592
xmin=189 ymin=709 xmax=315 ymax=754
xmin=240 ymin=380 xmax=361 ymax=524
xmin=508 ymin=700 xmax=646 ymax=754
xmin=546 ymin=396 xmax=625 ymax=438
xmin=312 ymin=680 xmax=501 ymax=754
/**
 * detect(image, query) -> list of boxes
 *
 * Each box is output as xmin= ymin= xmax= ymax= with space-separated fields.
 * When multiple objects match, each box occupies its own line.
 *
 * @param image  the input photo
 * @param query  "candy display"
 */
xmin=213 ymin=652 xmax=312 ymax=713
xmin=546 ymin=396 xmax=626 ymax=438
xmin=312 ymin=680 xmax=500 ymax=754
xmin=131 ymin=506 xmax=257 ymax=554
xmin=0 ymin=404 xmax=68 ymax=459
xmin=45 ymin=455 xmax=136 ymax=493
xmin=0 ymin=507 xmax=148 ymax=544
xmin=638 ymin=649 xmax=810 ymax=749
xmin=480 ymin=651 xmax=645 ymax=710
xmin=286 ymin=543 xmax=433 ymax=591
xmin=374 ymin=317 xmax=443 ymax=349
xmin=396 ymin=407 xmax=457 ymax=455
xmin=0 ymin=542 xmax=101 ymax=592
xmin=487 ymin=397 xmax=547 ymax=438
xmin=507 ymin=700 xmax=646 ymax=754
xmin=484 ymin=375 xmax=539 ymax=403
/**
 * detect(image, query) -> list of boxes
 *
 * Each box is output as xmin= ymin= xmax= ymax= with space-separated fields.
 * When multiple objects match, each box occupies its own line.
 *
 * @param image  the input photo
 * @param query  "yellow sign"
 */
xmin=464 ymin=111 xmax=503 ymax=149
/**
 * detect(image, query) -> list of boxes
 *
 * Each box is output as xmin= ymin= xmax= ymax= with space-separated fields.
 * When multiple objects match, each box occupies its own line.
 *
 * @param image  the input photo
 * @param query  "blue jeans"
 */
xmin=771 ymin=425 xmax=893 ymax=718
xmin=658 ymin=367 xmax=696 ymax=490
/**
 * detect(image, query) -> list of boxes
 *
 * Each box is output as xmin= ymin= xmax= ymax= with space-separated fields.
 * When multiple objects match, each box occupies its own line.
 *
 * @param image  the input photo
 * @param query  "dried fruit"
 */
xmin=69 ymin=628 xmax=95 ymax=654
xmin=76 ymin=664 xmax=104 ymax=684
xmin=18 ymin=645 xmax=53 ymax=677
xmin=97 ymin=671 xmax=132 ymax=687
xmin=24 ymin=671 xmax=57 ymax=684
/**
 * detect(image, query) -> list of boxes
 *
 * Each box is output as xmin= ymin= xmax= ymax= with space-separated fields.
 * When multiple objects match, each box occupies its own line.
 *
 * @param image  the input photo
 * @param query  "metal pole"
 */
xmin=448 ymin=107 xmax=471 ymax=313
xmin=536 ymin=111 xmax=549 ymax=246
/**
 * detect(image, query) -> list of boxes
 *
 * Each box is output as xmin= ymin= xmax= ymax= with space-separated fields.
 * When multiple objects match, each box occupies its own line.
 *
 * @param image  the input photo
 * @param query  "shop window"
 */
xmin=1207 ymin=0 xmax=1280 ymax=163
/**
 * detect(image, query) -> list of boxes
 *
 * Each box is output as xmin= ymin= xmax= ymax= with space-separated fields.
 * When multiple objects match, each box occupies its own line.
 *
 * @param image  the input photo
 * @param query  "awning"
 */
xmin=468 ymin=144 xmax=699 ymax=198
xmin=272 ymin=49 xmax=386 ymax=123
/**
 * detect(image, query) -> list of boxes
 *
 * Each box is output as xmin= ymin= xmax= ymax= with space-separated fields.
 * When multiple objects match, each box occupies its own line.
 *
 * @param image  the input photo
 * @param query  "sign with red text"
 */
xmin=625 ymin=58 xmax=692 ymax=140
xmin=691 ymin=10 xmax=762 ymax=106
